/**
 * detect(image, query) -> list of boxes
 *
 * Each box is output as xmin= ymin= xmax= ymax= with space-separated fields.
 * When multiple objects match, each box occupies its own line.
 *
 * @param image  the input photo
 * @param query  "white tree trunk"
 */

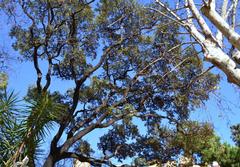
xmin=155 ymin=0 xmax=240 ymax=86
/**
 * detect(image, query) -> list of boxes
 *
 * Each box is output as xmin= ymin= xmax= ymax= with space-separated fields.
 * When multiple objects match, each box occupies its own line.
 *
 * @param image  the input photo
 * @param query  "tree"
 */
xmin=133 ymin=121 xmax=215 ymax=166
xmin=152 ymin=0 xmax=240 ymax=87
xmin=0 ymin=0 xmax=219 ymax=166
xmin=0 ymin=86 xmax=21 ymax=166
xmin=231 ymin=124 xmax=240 ymax=147
xmin=200 ymin=135 xmax=240 ymax=167
xmin=170 ymin=121 xmax=214 ymax=165
xmin=169 ymin=121 xmax=240 ymax=167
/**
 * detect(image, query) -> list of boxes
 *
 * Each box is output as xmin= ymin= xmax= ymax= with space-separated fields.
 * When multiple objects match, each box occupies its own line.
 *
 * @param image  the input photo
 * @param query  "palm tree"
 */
xmin=0 ymin=86 xmax=66 ymax=167
xmin=0 ymin=88 xmax=22 ymax=166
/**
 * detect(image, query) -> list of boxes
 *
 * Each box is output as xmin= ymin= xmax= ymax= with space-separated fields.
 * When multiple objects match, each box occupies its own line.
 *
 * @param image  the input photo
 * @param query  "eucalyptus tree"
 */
xmin=0 ymin=0 xmax=219 ymax=166
xmin=152 ymin=0 xmax=240 ymax=86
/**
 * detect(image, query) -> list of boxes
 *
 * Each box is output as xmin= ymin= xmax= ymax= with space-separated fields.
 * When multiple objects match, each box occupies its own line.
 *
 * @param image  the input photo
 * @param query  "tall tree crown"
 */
xmin=0 ymin=0 xmax=220 ymax=166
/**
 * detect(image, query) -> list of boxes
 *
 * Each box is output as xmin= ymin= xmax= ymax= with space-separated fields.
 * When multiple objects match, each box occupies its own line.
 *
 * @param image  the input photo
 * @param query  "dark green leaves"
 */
xmin=231 ymin=124 xmax=240 ymax=147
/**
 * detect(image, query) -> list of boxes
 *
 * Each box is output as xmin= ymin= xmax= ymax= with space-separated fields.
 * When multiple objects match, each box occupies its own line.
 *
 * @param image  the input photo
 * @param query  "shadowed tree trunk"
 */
xmin=43 ymin=154 xmax=56 ymax=167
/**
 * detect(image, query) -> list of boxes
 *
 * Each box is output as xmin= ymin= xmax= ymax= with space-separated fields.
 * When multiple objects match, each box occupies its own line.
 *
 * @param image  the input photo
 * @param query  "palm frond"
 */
xmin=0 ymin=88 xmax=68 ymax=166
xmin=0 ymin=89 xmax=22 ymax=166
xmin=20 ymin=92 xmax=68 ymax=163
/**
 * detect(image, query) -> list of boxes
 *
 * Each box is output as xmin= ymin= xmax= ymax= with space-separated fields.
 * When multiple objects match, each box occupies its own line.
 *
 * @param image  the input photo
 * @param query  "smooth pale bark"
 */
xmin=204 ymin=43 xmax=240 ymax=85
xmin=188 ymin=0 xmax=213 ymax=39
xmin=201 ymin=6 xmax=240 ymax=51
xmin=216 ymin=0 xmax=228 ymax=47
xmin=155 ymin=0 xmax=240 ymax=86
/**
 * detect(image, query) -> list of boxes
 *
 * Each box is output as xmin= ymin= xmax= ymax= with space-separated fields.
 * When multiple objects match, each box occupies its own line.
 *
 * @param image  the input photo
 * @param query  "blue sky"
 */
xmin=190 ymin=70 xmax=240 ymax=145
xmin=5 ymin=58 xmax=240 ymax=145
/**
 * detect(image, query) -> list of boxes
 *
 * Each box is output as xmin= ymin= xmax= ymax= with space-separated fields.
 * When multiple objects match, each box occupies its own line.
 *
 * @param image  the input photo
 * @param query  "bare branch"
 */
xmin=216 ymin=0 xmax=228 ymax=46
xmin=187 ymin=0 xmax=215 ymax=41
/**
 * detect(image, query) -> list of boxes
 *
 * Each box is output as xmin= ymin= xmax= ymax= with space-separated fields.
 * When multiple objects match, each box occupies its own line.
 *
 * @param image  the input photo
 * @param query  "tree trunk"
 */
xmin=43 ymin=154 xmax=56 ymax=167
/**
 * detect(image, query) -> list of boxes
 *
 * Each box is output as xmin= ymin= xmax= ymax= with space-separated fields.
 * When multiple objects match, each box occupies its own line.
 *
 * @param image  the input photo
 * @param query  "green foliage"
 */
xmin=20 ymin=89 xmax=68 ymax=165
xmin=200 ymin=136 xmax=240 ymax=167
xmin=0 ymin=86 xmax=68 ymax=166
xmin=74 ymin=140 xmax=94 ymax=157
xmin=231 ymin=124 xmax=240 ymax=147
xmin=0 ymin=73 xmax=8 ymax=89
xmin=0 ymin=0 xmax=221 ymax=166
xmin=0 ymin=89 xmax=22 ymax=166
xmin=171 ymin=121 xmax=214 ymax=157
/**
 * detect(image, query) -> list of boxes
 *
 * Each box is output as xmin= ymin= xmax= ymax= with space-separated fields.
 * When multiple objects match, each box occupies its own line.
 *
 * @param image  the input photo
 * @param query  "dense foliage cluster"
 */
xmin=231 ymin=124 xmax=240 ymax=147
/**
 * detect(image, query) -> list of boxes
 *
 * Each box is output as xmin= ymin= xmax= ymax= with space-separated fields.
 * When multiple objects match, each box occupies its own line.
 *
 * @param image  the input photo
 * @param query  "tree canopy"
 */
xmin=1 ymin=0 xmax=237 ymax=167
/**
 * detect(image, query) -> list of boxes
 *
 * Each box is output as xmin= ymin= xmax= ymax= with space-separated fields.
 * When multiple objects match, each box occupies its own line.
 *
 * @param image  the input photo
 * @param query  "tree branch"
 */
xmin=201 ymin=2 xmax=240 ymax=51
